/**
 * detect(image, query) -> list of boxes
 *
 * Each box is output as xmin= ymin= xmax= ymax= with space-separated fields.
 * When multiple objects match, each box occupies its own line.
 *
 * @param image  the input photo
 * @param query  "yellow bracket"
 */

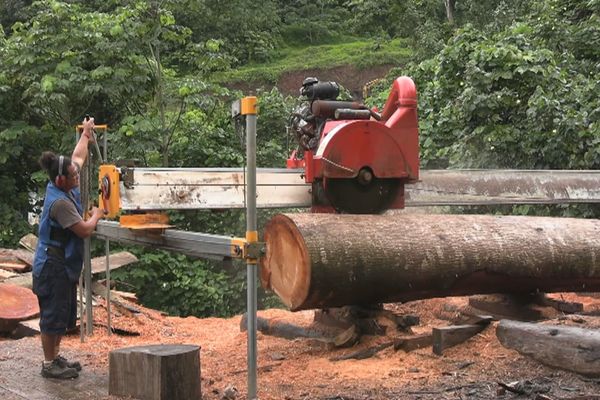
xmin=77 ymin=124 xmax=108 ymax=132
xmin=241 ymin=97 xmax=258 ymax=115
xmin=99 ymin=164 xmax=120 ymax=219
xmin=231 ymin=231 xmax=262 ymax=262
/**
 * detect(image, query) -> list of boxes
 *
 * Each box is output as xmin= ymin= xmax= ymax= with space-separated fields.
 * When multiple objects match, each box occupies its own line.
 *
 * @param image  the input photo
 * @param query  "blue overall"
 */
xmin=32 ymin=182 xmax=84 ymax=334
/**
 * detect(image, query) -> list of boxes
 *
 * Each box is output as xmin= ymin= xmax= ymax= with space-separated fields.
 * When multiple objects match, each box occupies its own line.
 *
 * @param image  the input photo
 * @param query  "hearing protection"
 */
xmin=55 ymin=155 xmax=67 ymax=188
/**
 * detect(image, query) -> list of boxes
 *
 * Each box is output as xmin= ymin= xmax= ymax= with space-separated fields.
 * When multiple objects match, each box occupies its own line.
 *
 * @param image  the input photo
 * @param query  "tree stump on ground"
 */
xmin=0 ymin=283 xmax=39 ymax=333
xmin=109 ymin=344 xmax=201 ymax=400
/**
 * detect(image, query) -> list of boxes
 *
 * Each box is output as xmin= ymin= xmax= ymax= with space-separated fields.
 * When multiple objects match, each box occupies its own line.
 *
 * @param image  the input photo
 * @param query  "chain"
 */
xmin=321 ymin=157 xmax=355 ymax=173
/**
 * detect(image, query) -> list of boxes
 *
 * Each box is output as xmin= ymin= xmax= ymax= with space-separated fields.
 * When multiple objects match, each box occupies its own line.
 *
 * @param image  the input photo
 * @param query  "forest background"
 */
xmin=0 ymin=0 xmax=598 ymax=317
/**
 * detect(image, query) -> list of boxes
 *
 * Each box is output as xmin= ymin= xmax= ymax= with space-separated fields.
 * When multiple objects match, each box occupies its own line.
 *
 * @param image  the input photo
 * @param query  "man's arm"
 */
xmin=71 ymin=117 xmax=94 ymax=168
xmin=69 ymin=207 xmax=104 ymax=238
xmin=51 ymin=200 xmax=104 ymax=239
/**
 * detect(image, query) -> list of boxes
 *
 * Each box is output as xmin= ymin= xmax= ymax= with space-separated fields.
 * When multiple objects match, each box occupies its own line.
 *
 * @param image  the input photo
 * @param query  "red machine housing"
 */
xmin=287 ymin=76 xmax=420 ymax=213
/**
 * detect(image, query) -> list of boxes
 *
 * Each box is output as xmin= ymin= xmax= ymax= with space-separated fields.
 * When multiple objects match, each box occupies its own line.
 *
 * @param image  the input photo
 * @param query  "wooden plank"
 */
xmin=394 ymin=333 xmax=433 ymax=352
xmin=18 ymin=234 xmax=38 ymax=252
xmin=13 ymin=249 xmax=34 ymax=267
xmin=433 ymin=324 xmax=487 ymax=355
xmin=12 ymin=318 xmax=40 ymax=338
xmin=120 ymin=168 xmax=310 ymax=210
xmin=91 ymin=282 xmax=141 ymax=316
xmin=0 ymin=269 xmax=17 ymax=280
xmin=497 ymin=319 xmax=600 ymax=377
xmin=0 ymin=261 xmax=30 ymax=273
xmin=468 ymin=294 xmax=545 ymax=321
xmin=110 ymin=290 xmax=138 ymax=303
xmin=90 ymin=251 xmax=138 ymax=275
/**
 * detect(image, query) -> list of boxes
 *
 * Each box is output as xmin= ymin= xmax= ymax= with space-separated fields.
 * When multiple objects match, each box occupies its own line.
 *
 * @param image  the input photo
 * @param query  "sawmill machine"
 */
xmin=287 ymin=76 xmax=420 ymax=214
xmin=97 ymin=76 xmax=420 ymax=220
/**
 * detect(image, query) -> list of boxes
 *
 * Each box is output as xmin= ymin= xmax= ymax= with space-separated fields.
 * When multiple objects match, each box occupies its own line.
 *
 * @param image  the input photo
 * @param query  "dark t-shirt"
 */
xmin=50 ymin=194 xmax=82 ymax=228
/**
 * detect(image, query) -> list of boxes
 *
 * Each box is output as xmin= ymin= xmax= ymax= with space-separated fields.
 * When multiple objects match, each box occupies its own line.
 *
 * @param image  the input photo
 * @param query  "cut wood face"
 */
xmin=260 ymin=214 xmax=311 ymax=309
xmin=0 ymin=283 xmax=39 ymax=322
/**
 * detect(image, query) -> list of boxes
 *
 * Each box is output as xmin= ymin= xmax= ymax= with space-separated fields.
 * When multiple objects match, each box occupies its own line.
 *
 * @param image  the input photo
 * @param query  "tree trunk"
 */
xmin=260 ymin=213 xmax=600 ymax=311
xmin=445 ymin=0 xmax=456 ymax=24
xmin=0 ymin=283 xmax=39 ymax=332
xmin=497 ymin=319 xmax=600 ymax=377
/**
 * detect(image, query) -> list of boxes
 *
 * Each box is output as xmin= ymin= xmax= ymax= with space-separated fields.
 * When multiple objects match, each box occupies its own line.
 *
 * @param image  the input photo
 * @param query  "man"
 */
xmin=33 ymin=117 xmax=104 ymax=379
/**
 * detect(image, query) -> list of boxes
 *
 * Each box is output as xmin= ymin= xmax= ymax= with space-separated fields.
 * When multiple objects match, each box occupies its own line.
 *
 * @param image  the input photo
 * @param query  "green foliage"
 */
xmin=369 ymin=13 xmax=600 ymax=171
xmin=175 ymin=0 xmax=281 ymax=64
xmin=276 ymin=0 xmax=351 ymax=45
xmin=217 ymin=38 xmax=412 ymax=84
xmin=111 ymin=249 xmax=244 ymax=317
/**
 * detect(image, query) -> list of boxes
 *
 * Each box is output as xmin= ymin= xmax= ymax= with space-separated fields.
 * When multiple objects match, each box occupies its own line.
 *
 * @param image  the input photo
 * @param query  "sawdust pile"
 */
xmin=61 ymin=294 xmax=600 ymax=400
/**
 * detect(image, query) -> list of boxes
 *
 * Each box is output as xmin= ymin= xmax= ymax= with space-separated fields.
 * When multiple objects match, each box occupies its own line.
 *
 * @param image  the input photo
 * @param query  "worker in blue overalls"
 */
xmin=33 ymin=117 xmax=104 ymax=379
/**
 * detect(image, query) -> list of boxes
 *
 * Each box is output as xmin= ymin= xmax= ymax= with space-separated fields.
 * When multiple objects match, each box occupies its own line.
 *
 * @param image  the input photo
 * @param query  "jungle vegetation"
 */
xmin=0 ymin=0 xmax=598 ymax=316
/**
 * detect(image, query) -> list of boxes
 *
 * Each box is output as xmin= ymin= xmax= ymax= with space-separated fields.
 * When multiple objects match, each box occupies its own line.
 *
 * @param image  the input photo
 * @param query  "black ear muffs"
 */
xmin=55 ymin=155 xmax=67 ymax=188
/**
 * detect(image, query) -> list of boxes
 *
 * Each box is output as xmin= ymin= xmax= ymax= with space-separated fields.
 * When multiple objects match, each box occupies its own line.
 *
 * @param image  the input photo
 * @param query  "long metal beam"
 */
xmin=94 ymin=221 xmax=236 ymax=260
xmin=116 ymin=168 xmax=600 ymax=209
xmin=411 ymin=169 xmax=600 ymax=206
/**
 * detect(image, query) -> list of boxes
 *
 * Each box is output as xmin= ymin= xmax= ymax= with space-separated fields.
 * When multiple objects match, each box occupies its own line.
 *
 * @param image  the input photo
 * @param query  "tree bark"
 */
xmin=445 ymin=0 xmax=456 ymax=24
xmin=260 ymin=213 xmax=600 ymax=311
xmin=497 ymin=319 xmax=600 ymax=377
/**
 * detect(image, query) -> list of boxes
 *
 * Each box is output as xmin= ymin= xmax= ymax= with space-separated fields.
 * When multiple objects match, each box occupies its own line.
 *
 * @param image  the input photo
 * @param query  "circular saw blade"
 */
xmin=323 ymin=177 xmax=401 ymax=214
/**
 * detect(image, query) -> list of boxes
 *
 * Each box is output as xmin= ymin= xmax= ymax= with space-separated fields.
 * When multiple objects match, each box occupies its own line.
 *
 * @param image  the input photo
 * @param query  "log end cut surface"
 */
xmin=0 ymin=283 xmax=39 ymax=328
xmin=260 ymin=214 xmax=311 ymax=310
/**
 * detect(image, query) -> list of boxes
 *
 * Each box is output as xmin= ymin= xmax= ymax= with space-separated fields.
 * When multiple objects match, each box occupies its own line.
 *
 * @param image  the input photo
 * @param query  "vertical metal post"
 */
xmin=244 ymin=97 xmax=258 ymax=400
xmin=102 ymin=130 xmax=111 ymax=335
xmin=76 ymin=129 xmax=85 ymax=343
xmin=84 ymin=152 xmax=93 ymax=335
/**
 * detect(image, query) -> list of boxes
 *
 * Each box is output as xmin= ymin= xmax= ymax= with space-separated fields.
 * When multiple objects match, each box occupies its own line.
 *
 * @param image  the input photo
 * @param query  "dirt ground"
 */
xmin=3 ymin=293 xmax=600 ymax=400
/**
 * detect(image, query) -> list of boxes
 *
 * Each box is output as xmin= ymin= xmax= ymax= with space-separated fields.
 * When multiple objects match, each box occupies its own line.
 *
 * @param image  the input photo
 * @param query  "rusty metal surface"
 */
xmin=410 ymin=169 xmax=600 ymax=206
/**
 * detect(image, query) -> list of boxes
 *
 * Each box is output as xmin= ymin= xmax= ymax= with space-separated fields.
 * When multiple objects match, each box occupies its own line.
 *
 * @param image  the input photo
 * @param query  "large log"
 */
xmin=496 ymin=319 xmax=600 ymax=377
xmin=260 ymin=213 xmax=600 ymax=311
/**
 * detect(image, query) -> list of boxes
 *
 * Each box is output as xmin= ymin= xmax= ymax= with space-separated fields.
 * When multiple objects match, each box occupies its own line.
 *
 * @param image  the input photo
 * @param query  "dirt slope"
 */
xmin=229 ymin=64 xmax=394 ymax=100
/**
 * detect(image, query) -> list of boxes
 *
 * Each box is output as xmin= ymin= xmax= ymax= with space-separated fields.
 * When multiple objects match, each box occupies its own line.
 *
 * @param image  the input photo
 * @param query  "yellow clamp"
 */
xmin=230 ymin=231 xmax=261 ymax=263
xmin=240 ymin=96 xmax=257 ymax=115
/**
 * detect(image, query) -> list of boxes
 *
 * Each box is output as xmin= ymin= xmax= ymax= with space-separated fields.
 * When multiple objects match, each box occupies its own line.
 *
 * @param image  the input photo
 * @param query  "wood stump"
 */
xmin=0 ymin=283 xmax=39 ymax=333
xmin=109 ymin=344 xmax=201 ymax=400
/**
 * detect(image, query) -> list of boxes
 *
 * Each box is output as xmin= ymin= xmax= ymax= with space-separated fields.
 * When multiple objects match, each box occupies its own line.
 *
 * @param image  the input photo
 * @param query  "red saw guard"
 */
xmin=312 ymin=76 xmax=419 ymax=183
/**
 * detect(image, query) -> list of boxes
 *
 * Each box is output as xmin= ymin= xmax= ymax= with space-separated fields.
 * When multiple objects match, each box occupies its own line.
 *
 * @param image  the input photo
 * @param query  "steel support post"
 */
xmin=244 ymin=98 xmax=258 ymax=399
xmin=84 ymin=151 xmax=93 ymax=335
xmin=102 ymin=130 xmax=111 ymax=335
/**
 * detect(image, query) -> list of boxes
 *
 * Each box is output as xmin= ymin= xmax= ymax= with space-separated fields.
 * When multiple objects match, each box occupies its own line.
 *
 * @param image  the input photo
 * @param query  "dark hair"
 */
xmin=39 ymin=151 xmax=72 ymax=182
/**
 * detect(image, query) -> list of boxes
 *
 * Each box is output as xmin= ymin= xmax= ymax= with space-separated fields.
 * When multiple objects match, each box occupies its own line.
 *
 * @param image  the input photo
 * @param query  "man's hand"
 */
xmin=82 ymin=116 xmax=95 ymax=142
xmin=90 ymin=206 xmax=105 ymax=220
